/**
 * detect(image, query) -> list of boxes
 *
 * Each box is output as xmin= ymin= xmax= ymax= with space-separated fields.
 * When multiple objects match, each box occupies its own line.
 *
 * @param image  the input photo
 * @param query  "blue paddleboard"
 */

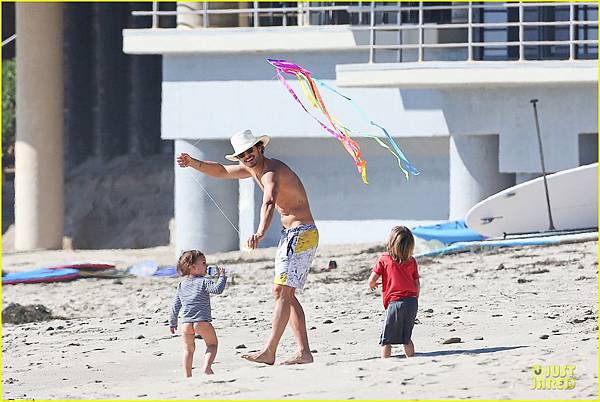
xmin=2 ymin=268 xmax=80 ymax=285
xmin=412 ymin=220 xmax=485 ymax=244
xmin=153 ymin=266 xmax=178 ymax=277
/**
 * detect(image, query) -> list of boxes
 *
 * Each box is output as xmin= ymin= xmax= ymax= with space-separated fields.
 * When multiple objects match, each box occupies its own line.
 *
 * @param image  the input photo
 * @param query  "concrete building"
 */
xmin=122 ymin=1 xmax=597 ymax=254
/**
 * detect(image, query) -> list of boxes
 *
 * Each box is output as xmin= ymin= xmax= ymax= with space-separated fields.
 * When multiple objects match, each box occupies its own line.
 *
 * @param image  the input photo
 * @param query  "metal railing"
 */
xmin=356 ymin=2 xmax=598 ymax=62
xmin=132 ymin=2 xmax=365 ymax=28
xmin=130 ymin=2 xmax=598 ymax=63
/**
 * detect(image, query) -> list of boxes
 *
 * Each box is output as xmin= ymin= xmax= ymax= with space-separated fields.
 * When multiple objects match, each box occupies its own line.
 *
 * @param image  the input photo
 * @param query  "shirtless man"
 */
xmin=176 ymin=129 xmax=319 ymax=365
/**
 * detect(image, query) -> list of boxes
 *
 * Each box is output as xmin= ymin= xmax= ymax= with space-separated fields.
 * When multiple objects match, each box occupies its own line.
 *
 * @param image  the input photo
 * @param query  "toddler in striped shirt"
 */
xmin=170 ymin=250 xmax=227 ymax=376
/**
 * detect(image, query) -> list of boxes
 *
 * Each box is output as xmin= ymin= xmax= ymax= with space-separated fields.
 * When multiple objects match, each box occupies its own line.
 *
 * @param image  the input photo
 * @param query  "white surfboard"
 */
xmin=465 ymin=163 xmax=598 ymax=237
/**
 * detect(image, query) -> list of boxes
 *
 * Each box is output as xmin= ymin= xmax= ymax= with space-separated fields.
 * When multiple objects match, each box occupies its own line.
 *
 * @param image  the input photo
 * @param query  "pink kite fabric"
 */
xmin=268 ymin=58 xmax=420 ymax=183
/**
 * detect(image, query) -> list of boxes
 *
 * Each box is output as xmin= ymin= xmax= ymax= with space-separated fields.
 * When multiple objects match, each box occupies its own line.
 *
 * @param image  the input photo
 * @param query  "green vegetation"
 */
xmin=2 ymin=58 xmax=16 ymax=164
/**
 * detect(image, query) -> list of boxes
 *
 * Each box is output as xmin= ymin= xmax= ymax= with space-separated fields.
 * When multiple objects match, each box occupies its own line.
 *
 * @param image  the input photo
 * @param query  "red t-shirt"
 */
xmin=373 ymin=253 xmax=419 ymax=309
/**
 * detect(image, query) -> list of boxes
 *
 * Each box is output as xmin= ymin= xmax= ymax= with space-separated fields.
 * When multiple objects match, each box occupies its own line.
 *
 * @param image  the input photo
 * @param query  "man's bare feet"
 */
xmin=280 ymin=351 xmax=314 ymax=365
xmin=204 ymin=367 xmax=214 ymax=375
xmin=241 ymin=350 xmax=275 ymax=365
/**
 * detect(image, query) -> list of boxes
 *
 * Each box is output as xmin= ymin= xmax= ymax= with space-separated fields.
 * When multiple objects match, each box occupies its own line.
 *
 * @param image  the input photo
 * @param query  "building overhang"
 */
xmin=336 ymin=60 xmax=598 ymax=88
xmin=123 ymin=26 xmax=365 ymax=55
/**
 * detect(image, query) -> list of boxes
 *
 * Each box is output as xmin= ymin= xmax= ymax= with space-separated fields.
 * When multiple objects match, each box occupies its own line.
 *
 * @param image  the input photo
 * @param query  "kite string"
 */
xmin=185 ymin=170 xmax=241 ymax=235
xmin=177 ymin=137 xmax=242 ymax=235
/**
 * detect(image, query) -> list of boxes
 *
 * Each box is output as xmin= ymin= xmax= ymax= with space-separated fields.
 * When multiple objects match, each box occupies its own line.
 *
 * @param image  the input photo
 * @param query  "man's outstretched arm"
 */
xmin=177 ymin=152 xmax=251 ymax=179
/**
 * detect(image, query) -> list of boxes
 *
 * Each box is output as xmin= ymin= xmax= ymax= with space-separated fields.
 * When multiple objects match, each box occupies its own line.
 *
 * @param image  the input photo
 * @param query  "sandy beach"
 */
xmin=2 ymin=239 xmax=598 ymax=399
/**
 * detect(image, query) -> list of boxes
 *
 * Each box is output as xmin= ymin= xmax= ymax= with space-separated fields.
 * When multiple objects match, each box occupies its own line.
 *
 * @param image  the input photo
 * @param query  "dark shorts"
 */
xmin=379 ymin=297 xmax=418 ymax=345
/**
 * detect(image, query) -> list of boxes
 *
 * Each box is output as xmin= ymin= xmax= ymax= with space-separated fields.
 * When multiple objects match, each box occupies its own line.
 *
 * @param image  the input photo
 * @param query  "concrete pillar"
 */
xmin=237 ymin=2 xmax=251 ymax=27
xmin=449 ymin=134 xmax=515 ymax=220
xmin=15 ymin=3 xmax=64 ymax=250
xmin=239 ymin=171 xmax=283 ymax=249
xmin=176 ymin=2 xmax=203 ymax=28
xmin=177 ymin=2 xmax=240 ymax=28
xmin=238 ymin=179 xmax=257 ymax=249
xmin=174 ymin=140 xmax=239 ymax=255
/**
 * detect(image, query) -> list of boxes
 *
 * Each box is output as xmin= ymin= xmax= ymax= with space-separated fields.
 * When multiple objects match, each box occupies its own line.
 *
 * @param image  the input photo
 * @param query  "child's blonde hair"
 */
xmin=387 ymin=226 xmax=415 ymax=263
xmin=177 ymin=250 xmax=205 ymax=276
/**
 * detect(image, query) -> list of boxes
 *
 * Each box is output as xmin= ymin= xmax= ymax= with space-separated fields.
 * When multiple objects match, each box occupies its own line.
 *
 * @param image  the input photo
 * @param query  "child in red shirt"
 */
xmin=368 ymin=226 xmax=420 ymax=359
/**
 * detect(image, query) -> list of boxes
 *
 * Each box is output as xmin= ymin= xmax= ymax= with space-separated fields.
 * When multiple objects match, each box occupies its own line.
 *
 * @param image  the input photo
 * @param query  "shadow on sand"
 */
xmin=413 ymin=345 xmax=528 ymax=358
xmin=342 ymin=345 xmax=528 ymax=363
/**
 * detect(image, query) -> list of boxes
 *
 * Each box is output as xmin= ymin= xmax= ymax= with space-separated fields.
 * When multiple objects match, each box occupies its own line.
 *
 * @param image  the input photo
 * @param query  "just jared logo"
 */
xmin=531 ymin=364 xmax=576 ymax=390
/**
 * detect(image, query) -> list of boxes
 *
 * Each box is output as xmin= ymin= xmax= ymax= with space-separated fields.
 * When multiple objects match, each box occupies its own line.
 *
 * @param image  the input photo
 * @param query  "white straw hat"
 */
xmin=225 ymin=129 xmax=270 ymax=161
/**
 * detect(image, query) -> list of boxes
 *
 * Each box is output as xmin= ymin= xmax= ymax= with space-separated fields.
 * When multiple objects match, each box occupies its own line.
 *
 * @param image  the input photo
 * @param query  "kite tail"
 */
xmin=272 ymin=60 xmax=368 ymax=184
xmin=269 ymin=57 xmax=418 ymax=183
xmin=315 ymin=79 xmax=420 ymax=178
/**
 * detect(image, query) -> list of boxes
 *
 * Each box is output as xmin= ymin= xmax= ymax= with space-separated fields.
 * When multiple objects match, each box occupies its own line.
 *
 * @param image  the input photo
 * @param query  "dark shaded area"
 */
xmin=2 ymin=2 xmax=15 ymax=59
xmin=2 ymin=179 xmax=14 ymax=233
xmin=64 ymin=2 xmax=165 ymax=167
xmin=93 ymin=2 xmax=131 ymax=160
xmin=578 ymin=133 xmax=598 ymax=165
xmin=64 ymin=154 xmax=173 ymax=249
xmin=128 ymin=2 xmax=163 ymax=157
xmin=2 ymin=303 xmax=55 ymax=324
xmin=64 ymin=3 xmax=95 ymax=167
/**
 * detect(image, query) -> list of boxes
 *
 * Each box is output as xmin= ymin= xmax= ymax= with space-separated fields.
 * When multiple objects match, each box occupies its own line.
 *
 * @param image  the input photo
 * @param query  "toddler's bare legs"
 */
xmin=381 ymin=341 xmax=415 ymax=359
xmin=381 ymin=344 xmax=392 ymax=359
xmin=181 ymin=324 xmax=196 ymax=377
xmin=404 ymin=340 xmax=415 ymax=357
xmin=195 ymin=322 xmax=218 ymax=375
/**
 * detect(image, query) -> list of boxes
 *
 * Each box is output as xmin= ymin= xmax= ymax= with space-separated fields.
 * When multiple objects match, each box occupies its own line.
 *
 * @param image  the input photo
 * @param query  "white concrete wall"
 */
xmin=162 ymin=52 xmax=453 ymax=248
xmin=236 ymin=136 xmax=449 ymax=247
xmin=439 ymin=85 xmax=598 ymax=173
xmin=337 ymin=60 xmax=597 ymax=220
xmin=337 ymin=61 xmax=598 ymax=88
xmin=124 ymin=26 xmax=369 ymax=54
xmin=161 ymin=53 xmax=449 ymax=140
xmin=155 ymin=39 xmax=597 ymax=251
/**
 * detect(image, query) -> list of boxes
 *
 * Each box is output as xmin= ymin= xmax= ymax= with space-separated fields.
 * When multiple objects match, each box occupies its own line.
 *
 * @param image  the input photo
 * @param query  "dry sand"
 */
xmin=2 ymin=239 xmax=598 ymax=399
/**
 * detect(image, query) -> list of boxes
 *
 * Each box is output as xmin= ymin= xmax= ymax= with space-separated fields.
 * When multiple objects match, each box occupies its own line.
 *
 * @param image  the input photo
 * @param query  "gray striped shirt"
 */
xmin=169 ymin=275 xmax=227 ymax=327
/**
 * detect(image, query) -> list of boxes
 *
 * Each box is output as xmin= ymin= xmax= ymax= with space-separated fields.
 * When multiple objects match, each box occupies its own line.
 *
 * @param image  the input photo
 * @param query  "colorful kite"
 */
xmin=267 ymin=58 xmax=420 ymax=184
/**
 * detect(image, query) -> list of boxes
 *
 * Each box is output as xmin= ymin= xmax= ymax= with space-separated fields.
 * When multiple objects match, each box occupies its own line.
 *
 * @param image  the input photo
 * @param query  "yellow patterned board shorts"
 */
xmin=274 ymin=224 xmax=319 ymax=290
